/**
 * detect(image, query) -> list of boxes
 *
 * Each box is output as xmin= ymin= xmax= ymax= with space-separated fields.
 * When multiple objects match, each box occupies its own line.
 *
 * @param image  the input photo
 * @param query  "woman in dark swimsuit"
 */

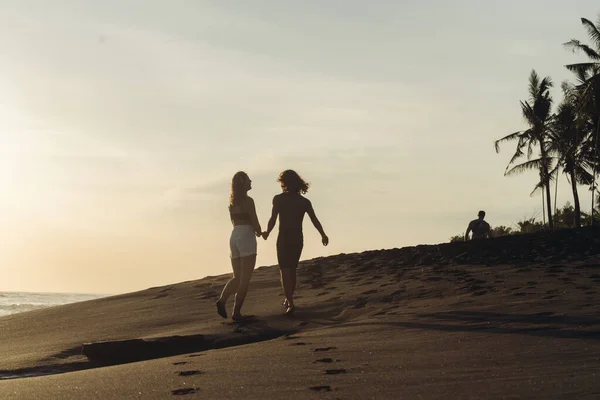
xmin=216 ymin=171 xmax=262 ymax=321
xmin=263 ymin=170 xmax=328 ymax=315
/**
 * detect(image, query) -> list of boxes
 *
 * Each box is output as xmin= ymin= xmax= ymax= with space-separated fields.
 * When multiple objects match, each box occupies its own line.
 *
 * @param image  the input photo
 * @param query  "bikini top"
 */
xmin=230 ymin=202 xmax=250 ymax=221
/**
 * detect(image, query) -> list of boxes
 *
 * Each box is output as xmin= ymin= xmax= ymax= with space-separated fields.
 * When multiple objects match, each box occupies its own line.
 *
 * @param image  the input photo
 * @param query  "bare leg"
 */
xmin=280 ymin=267 xmax=296 ymax=310
xmin=232 ymin=254 xmax=256 ymax=318
xmin=218 ymin=258 xmax=241 ymax=304
xmin=290 ymin=267 xmax=297 ymax=297
xmin=216 ymin=258 xmax=241 ymax=318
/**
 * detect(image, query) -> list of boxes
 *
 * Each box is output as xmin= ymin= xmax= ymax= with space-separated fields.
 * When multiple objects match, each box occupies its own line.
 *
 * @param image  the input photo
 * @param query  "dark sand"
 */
xmin=2 ymin=228 xmax=600 ymax=399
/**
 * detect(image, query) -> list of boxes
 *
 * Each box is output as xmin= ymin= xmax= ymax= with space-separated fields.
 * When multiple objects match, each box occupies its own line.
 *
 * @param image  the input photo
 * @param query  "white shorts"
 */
xmin=230 ymin=225 xmax=257 ymax=259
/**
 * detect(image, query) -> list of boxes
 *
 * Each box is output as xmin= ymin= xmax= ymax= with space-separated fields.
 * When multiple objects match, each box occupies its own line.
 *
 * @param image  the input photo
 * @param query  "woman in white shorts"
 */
xmin=216 ymin=171 xmax=262 ymax=321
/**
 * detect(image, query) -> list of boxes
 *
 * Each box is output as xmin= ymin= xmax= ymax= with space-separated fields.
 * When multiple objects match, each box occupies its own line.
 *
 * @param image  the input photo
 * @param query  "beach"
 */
xmin=1 ymin=228 xmax=600 ymax=399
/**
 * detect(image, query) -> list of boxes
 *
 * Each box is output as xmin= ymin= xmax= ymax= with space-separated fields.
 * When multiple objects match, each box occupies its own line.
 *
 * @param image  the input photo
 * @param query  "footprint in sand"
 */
xmin=353 ymin=298 xmax=368 ymax=309
xmin=325 ymin=369 xmax=347 ymax=375
xmin=310 ymin=385 xmax=332 ymax=392
xmin=313 ymin=358 xmax=334 ymax=363
xmin=172 ymin=361 xmax=187 ymax=366
xmin=361 ymin=289 xmax=378 ymax=295
xmin=187 ymin=354 xmax=204 ymax=358
xmin=516 ymin=268 xmax=533 ymax=273
xmin=313 ymin=347 xmax=337 ymax=352
xmin=534 ymin=312 xmax=554 ymax=317
xmin=290 ymin=342 xmax=308 ymax=346
xmin=171 ymin=387 xmax=199 ymax=395
xmin=178 ymin=370 xmax=202 ymax=377
xmin=193 ymin=283 xmax=210 ymax=289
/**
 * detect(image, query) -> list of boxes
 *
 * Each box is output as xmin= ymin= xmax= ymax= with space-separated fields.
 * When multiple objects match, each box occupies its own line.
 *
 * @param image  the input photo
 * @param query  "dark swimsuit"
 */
xmin=277 ymin=229 xmax=303 ymax=269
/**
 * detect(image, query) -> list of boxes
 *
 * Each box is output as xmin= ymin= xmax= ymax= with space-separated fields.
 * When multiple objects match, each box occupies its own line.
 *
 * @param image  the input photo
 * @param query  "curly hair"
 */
xmin=229 ymin=171 xmax=249 ymax=208
xmin=277 ymin=169 xmax=309 ymax=194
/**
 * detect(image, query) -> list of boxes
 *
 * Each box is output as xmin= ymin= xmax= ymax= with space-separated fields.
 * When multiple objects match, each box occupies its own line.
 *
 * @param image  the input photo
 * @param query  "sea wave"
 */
xmin=0 ymin=292 xmax=105 ymax=316
xmin=0 ymin=303 xmax=48 ymax=316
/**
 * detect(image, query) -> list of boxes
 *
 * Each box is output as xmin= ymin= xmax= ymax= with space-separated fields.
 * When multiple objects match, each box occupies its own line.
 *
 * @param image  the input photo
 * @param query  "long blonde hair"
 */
xmin=229 ymin=171 xmax=249 ymax=209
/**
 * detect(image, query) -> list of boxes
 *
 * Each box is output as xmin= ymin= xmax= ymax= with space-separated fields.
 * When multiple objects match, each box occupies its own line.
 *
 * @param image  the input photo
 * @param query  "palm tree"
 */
xmin=548 ymin=82 xmax=594 ymax=227
xmin=564 ymin=15 xmax=600 ymax=223
xmin=495 ymin=70 xmax=555 ymax=230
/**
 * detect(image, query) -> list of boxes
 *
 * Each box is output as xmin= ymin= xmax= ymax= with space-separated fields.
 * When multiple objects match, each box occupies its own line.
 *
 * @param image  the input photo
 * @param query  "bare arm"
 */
xmin=464 ymin=225 xmax=471 ymax=241
xmin=246 ymin=197 xmax=262 ymax=236
xmin=306 ymin=200 xmax=328 ymax=246
xmin=263 ymin=196 xmax=280 ymax=239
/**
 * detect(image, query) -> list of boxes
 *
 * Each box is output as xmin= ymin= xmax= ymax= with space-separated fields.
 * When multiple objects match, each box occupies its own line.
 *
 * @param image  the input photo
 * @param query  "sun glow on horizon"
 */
xmin=1 ymin=1 xmax=599 ymax=293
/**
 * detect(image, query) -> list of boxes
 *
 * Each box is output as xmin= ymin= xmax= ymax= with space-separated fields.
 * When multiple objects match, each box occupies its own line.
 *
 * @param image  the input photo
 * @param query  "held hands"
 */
xmin=322 ymin=235 xmax=329 ymax=246
xmin=262 ymin=232 xmax=269 ymax=240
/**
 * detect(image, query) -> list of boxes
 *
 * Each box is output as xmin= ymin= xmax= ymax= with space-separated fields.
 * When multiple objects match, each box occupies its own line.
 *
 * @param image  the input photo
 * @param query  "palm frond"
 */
xmin=564 ymin=39 xmax=584 ymax=53
xmin=520 ymin=100 xmax=537 ymax=125
xmin=565 ymin=40 xmax=600 ymax=61
xmin=528 ymin=70 xmax=540 ymax=100
xmin=507 ymin=141 xmax=527 ymax=166
xmin=505 ymin=158 xmax=543 ymax=177
xmin=527 ymin=140 xmax=535 ymax=159
xmin=494 ymin=131 xmax=522 ymax=153
xmin=581 ymin=17 xmax=600 ymax=50
xmin=565 ymin=62 xmax=599 ymax=76
xmin=539 ymin=76 xmax=554 ymax=94
xmin=574 ymin=166 xmax=595 ymax=185
xmin=529 ymin=179 xmax=545 ymax=196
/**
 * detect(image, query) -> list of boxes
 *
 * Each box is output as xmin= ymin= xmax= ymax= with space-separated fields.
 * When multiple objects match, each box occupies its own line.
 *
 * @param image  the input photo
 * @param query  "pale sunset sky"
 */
xmin=1 ymin=1 xmax=599 ymax=294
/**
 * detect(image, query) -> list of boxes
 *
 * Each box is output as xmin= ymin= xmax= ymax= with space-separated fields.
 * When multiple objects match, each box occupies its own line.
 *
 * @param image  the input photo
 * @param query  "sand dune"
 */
xmin=1 ymin=228 xmax=600 ymax=399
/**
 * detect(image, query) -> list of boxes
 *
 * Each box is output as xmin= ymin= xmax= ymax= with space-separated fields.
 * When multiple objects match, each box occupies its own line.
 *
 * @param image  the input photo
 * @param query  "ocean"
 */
xmin=0 ymin=291 xmax=106 ymax=317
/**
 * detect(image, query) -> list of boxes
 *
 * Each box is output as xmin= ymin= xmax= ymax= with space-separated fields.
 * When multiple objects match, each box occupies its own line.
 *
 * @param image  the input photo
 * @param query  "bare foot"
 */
xmin=216 ymin=301 xmax=227 ymax=319
xmin=285 ymin=306 xmax=296 ymax=316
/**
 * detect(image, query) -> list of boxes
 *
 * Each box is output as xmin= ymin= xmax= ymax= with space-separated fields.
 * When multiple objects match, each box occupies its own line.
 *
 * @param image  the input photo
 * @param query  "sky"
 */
xmin=1 ymin=1 xmax=599 ymax=294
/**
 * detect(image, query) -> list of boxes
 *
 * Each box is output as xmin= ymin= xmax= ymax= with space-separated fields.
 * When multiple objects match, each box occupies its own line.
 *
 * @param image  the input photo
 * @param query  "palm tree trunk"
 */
xmin=593 ymin=118 xmax=600 ymax=225
xmin=542 ymin=190 xmax=546 ymax=226
xmin=540 ymin=145 xmax=554 ymax=230
xmin=544 ymin=182 xmax=554 ymax=230
xmin=570 ymin=171 xmax=582 ymax=227
xmin=554 ymin=169 xmax=559 ymax=218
